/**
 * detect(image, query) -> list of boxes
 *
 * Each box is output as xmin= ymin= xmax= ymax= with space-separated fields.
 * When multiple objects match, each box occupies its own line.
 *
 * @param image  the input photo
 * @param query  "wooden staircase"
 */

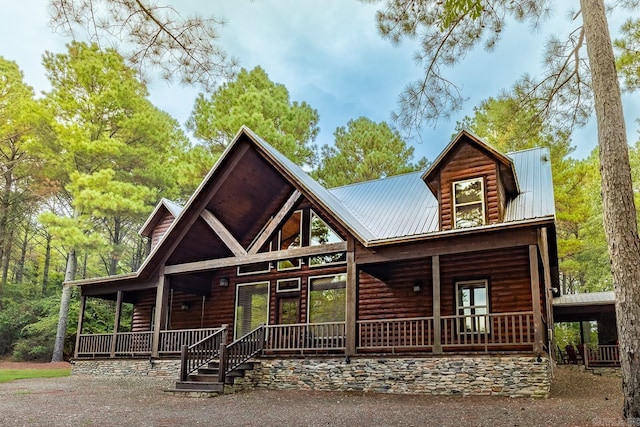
xmin=166 ymin=325 xmax=264 ymax=396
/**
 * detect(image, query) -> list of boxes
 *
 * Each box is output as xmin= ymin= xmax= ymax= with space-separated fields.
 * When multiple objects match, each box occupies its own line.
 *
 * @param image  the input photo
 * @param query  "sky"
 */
xmin=1 ymin=1 xmax=639 ymax=163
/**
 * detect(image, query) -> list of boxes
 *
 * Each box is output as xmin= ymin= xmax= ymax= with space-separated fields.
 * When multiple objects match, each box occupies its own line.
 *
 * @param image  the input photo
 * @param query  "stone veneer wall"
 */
xmin=72 ymin=355 xmax=551 ymax=398
xmin=72 ymin=358 xmax=180 ymax=378
xmin=234 ymin=356 xmax=551 ymax=398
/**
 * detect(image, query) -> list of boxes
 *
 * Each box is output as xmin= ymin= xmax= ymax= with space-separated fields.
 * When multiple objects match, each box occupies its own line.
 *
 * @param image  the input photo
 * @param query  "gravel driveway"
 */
xmin=0 ymin=365 xmax=623 ymax=427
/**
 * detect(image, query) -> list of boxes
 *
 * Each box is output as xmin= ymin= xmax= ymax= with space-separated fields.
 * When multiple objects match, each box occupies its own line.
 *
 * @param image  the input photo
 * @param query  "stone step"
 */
xmin=197 ymin=367 xmax=219 ymax=375
xmin=174 ymin=380 xmax=224 ymax=392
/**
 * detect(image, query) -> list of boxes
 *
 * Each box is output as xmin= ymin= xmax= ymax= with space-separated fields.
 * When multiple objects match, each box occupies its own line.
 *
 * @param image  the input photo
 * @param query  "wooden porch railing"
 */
xmin=76 ymin=328 xmax=219 ymax=357
xmin=264 ymin=322 xmax=346 ymax=352
xmin=159 ymin=328 xmax=219 ymax=354
xmin=586 ymin=345 xmax=620 ymax=367
xmin=357 ymin=317 xmax=434 ymax=350
xmin=221 ymin=325 xmax=266 ymax=381
xmin=441 ymin=311 xmax=534 ymax=350
xmin=179 ymin=326 xmax=227 ymax=382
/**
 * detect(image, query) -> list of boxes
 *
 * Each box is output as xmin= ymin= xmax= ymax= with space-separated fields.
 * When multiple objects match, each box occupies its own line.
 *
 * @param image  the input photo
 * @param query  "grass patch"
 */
xmin=0 ymin=368 xmax=71 ymax=383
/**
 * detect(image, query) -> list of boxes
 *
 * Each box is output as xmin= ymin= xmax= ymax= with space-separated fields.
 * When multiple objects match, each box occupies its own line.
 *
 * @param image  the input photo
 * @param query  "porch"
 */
xmin=74 ymin=311 xmax=536 ymax=359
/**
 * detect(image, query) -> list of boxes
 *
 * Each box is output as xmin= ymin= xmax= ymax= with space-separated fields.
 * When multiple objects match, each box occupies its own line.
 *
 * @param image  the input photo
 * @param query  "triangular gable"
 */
xmin=134 ymin=126 xmax=373 ymax=279
xmin=422 ymin=129 xmax=520 ymax=197
xmin=139 ymin=198 xmax=183 ymax=237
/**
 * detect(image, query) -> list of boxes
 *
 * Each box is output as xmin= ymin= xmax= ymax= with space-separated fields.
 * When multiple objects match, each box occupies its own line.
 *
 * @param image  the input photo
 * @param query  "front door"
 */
xmin=278 ymin=297 xmax=299 ymax=324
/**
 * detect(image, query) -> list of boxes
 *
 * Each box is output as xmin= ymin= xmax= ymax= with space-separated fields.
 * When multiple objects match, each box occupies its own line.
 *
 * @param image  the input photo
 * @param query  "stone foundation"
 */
xmin=72 ymin=355 xmax=551 ymax=398
xmin=237 ymin=355 xmax=551 ymax=398
xmin=71 ymin=358 xmax=180 ymax=377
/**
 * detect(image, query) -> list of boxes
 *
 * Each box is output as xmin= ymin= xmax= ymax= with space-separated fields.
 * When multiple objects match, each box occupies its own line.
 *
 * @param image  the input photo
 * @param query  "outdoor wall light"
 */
xmin=219 ymin=277 xmax=229 ymax=287
xmin=413 ymin=281 xmax=423 ymax=293
xmin=180 ymin=301 xmax=190 ymax=311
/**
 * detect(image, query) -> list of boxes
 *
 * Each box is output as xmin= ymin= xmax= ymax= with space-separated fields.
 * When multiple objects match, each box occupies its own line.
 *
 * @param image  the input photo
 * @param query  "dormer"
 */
xmin=422 ymin=130 xmax=519 ymax=231
xmin=139 ymin=198 xmax=184 ymax=250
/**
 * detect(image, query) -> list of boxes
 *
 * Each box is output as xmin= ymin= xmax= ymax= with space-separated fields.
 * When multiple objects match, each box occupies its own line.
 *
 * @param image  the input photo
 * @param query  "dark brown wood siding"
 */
xmin=439 ymin=246 xmax=532 ymax=316
xmin=131 ymin=290 xmax=156 ymax=332
xmin=150 ymin=213 xmax=175 ymax=250
xmin=437 ymin=142 xmax=500 ymax=231
xmin=358 ymin=258 xmax=433 ymax=320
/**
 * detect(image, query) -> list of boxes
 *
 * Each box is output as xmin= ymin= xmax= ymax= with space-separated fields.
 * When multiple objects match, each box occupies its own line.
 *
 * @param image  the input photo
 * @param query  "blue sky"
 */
xmin=1 ymin=1 xmax=639 ymax=162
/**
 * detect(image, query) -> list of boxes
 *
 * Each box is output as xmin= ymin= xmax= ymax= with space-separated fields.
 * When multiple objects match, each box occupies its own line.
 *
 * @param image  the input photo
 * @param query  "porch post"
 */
xmin=529 ymin=245 xmax=544 ymax=354
xmin=151 ymin=272 xmax=169 ymax=357
xmin=345 ymin=238 xmax=357 ymax=355
xmin=432 ymin=255 xmax=442 ymax=354
xmin=539 ymin=228 xmax=555 ymax=356
xmin=73 ymin=295 xmax=86 ymax=358
xmin=110 ymin=291 xmax=123 ymax=357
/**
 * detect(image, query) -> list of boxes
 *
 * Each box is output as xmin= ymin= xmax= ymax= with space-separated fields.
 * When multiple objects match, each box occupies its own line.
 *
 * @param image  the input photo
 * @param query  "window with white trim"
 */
xmin=278 ymin=210 xmax=302 ymax=270
xmin=456 ymin=280 xmax=489 ymax=333
xmin=453 ymin=177 xmax=485 ymax=228
xmin=234 ymin=281 xmax=269 ymax=339
xmin=308 ymin=274 xmax=346 ymax=323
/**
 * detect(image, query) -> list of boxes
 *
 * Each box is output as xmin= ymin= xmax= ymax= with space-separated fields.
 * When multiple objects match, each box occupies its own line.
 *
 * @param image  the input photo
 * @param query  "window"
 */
xmin=276 ymin=278 xmax=301 ymax=293
xmin=278 ymin=210 xmax=302 ymax=270
xmin=453 ymin=178 xmax=485 ymax=228
xmin=456 ymin=280 xmax=489 ymax=334
xmin=308 ymin=274 xmax=346 ymax=323
xmin=310 ymin=211 xmax=343 ymax=245
xmin=237 ymin=262 xmax=271 ymax=276
xmin=234 ymin=281 xmax=269 ymax=339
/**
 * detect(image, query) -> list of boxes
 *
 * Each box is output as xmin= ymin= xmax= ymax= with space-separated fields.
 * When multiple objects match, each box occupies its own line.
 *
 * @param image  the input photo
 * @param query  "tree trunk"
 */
xmin=15 ymin=222 xmax=29 ymax=284
xmin=51 ymin=248 xmax=77 ymax=362
xmin=42 ymin=232 xmax=51 ymax=296
xmin=581 ymin=0 xmax=640 ymax=420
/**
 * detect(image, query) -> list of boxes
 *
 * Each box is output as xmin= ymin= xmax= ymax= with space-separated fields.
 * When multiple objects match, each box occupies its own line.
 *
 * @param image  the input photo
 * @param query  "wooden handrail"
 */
xmin=179 ymin=325 xmax=228 ymax=381
xmin=221 ymin=325 xmax=266 ymax=382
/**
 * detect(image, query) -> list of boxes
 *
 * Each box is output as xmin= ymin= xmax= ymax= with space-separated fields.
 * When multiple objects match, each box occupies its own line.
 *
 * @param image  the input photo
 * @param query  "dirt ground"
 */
xmin=0 ymin=362 xmax=625 ymax=427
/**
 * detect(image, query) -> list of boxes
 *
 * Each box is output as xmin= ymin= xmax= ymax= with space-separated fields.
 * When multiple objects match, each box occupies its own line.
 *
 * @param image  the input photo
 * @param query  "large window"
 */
xmin=456 ymin=280 xmax=489 ymax=334
xmin=234 ymin=281 xmax=269 ymax=339
xmin=278 ymin=210 xmax=302 ymax=270
xmin=309 ymin=210 xmax=345 ymax=266
xmin=453 ymin=177 xmax=485 ymax=228
xmin=308 ymin=274 xmax=346 ymax=323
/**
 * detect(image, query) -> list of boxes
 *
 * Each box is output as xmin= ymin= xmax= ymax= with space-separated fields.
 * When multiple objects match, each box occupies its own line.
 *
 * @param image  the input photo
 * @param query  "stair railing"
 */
xmin=179 ymin=325 xmax=227 ymax=382
xmin=219 ymin=324 xmax=265 ymax=383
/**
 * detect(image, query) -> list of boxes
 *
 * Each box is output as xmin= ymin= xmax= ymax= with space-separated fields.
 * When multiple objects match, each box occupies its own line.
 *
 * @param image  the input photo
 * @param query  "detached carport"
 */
xmin=553 ymin=291 xmax=619 ymax=366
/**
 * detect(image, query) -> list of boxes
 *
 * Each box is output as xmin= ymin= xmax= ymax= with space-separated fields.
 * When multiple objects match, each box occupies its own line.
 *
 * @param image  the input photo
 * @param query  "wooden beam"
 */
xmin=356 ymin=227 xmax=537 ymax=265
xmin=200 ymin=209 xmax=247 ymax=256
xmin=165 ymin=241 xmax=347 ymax=275
xmin=345 ymin=238 xmax=356 ymax=356
xmin=73 ymin=295 xmax=86 ymax=358
xmin=432 ymin=255 xmax=442 ymax=354
xmin=529 ymin=245 xmax=544 ymax=354
xmin=248 ymin=190 xmax=302 ymax=255
xmin=151 ymin=272 xmax=168 ymax=357
xmin=110 ymin=290 xmax=123 ymax=357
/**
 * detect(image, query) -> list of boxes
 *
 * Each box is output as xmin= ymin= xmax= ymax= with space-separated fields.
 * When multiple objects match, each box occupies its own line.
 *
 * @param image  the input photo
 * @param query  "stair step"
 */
xmin=188 ymin=374 xmax=219 ymax=382
xmin=174 ymin=381 xmax=224 ymax=392
xmin=197 ymin=367 xmax=219 ymax=375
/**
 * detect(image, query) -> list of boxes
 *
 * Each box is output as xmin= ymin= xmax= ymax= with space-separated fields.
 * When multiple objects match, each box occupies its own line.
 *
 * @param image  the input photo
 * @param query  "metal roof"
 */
xmin=553 ymin=291 xmax=616 ymax=307
xmin=330 ymin=172 xmax=438 ymax=240
xmin=504 ymin=147 xmax=556 ymax=222
xmin=327 ymin=146 xmax=555 ymax=242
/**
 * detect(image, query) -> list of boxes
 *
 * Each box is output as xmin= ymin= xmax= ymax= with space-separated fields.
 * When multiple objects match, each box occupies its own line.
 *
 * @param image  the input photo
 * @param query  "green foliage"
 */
xmin=615 ymin=18 xmax=640 ymax=90
xmin=188 ymin=66 xmax=319 ymax=166
xmin=313 ymin=117 xmax=428 ymax=187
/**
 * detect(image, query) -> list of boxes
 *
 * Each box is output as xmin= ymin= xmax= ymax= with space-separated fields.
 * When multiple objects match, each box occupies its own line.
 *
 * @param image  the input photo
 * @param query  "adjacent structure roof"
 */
xmin=139 ymin=198 xmax=184 ymax=237
xmin=553 ymin=291 xmax=616 ymax=307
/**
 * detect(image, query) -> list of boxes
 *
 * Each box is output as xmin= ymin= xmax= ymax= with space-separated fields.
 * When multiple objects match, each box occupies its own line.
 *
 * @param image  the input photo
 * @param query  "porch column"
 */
xmin=432 ymin=255 xmax=442 ymax=354
xmin=345 ymin=239 xmax=357 ymax=355
xmin=151 ymin=272 xmax=169 ymax=357
xmin=539 ymin=228 xmax=555 ymax=348
xmin=110 ymin=291 xmax=123 ymax=357
xmin=73 ymin=295 xmax=87 ymax=358
xmin=529 ymin=245 xmax=544 ymax=354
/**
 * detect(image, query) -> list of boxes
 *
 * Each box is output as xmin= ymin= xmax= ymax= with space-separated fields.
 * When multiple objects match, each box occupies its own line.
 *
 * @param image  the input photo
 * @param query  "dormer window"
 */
xmin=453 ymin=177 xmax=485 ymax=228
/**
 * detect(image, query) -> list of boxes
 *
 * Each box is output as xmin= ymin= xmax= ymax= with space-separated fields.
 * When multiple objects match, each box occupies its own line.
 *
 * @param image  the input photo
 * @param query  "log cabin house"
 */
xmin=70 ymin=127 xmax=559 ymax=397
